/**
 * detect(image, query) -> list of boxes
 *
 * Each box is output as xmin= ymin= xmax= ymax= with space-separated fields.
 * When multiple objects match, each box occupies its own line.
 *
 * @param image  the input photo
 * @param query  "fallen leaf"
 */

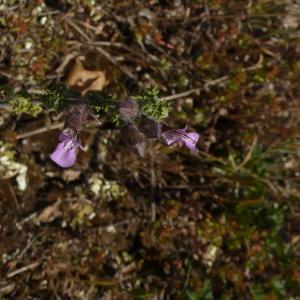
xmin=37 ymin=201 xmax=61 ymax=223
xmin=63 ymin=169 xmax=81 ymax=181
xmin=65 ymin=56 xmax=108 ymax=95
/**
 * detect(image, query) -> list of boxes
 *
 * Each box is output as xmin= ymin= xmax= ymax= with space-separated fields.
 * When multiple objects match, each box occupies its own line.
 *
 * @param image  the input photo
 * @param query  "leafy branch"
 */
xmin=2 ymin=84 xmax=172 ymax=125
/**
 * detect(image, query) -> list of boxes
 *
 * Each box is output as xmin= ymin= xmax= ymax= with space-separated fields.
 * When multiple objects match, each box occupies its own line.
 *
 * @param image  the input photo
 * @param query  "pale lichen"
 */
xmin=0 ymin=142 xmax=28 ymax=191
xmin=88 ymin=173 xmax=127 ymax=201
xmin=202 ymin=244 xmax=219 ymax=267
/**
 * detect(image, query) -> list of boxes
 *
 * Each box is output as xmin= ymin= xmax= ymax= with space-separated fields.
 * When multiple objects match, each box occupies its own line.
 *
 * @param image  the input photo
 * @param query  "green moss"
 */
xmin=134 ymin=86 xmax=171 ymax=121
xmin=86 ymin=90 xmax=120 ymax=125
xmin=9 ymin=94 xmax=42 ymax=116
xmin=159 ymin=58 xmax=173 ymax=71
xmin=252 ymin=74 xmax=266 ymax=84
xmin=41 ymin=84 xmax=70 ymax=111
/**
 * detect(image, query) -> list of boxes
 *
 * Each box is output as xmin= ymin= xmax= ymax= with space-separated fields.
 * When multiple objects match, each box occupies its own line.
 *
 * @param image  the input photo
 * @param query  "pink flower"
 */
xmin=50 ymin=128 xmax=83 ymax=168
xmin=161 ymin=126 xmax=200 ymax=152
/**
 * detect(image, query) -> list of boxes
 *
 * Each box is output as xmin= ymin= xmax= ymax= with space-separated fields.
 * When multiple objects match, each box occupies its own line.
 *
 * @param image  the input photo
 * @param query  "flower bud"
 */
xmin=120 ymin=123 xmax=146 ymax=157
xmin=119 ymin=98 xmax=139 ymax=120
xmin=138 ymin=115 xmax=161 ymax=139
xmin=65 ymin=104 xmax=91 ymax=131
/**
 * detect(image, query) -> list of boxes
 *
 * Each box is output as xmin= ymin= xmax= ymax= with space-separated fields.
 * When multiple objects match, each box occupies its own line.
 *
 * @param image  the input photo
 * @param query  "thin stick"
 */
xmin=93 ymin=45 xmax=137 ymax=80
xmin=239 ymin=135 xmax=258 ymax=168
xmin=16 ymin=122 xmax=64 ymax=140
xmin=163 ymin=54 xmax=263 ymax=101
xmin=7 ymin=262 xmax=39 ymax=278
xmin=155 ymin=13 xmax=300 ymax=24
xmin=163 ymin=76 xmax=228 ymax=101
xmin=66 ymin=19 xmax=137 ymax=81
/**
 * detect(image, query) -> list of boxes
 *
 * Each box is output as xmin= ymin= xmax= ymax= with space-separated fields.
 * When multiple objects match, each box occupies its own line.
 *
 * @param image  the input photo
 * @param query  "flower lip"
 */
xmin=50 ymin=128 xmax=82 ymax=168
xmin=161 ymin=126 xmax=200 ymax=152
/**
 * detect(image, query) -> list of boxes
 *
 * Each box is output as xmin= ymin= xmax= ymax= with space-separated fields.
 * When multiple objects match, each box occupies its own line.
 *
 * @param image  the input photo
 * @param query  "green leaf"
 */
xmin=133 ymin=86 xmax=171 ymax=121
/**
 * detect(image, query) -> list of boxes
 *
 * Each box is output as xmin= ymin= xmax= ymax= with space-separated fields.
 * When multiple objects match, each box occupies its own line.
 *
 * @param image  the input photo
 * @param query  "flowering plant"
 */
xmin=7 ymin=85 xmax=199 ymax=168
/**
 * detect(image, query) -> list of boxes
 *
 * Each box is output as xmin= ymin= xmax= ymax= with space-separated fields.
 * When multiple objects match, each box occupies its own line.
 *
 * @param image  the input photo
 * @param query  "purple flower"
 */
xmin=161 ymin=126 xmax=200 ymax=152
xmin=50 ymin=128 xmax=83 ymax=168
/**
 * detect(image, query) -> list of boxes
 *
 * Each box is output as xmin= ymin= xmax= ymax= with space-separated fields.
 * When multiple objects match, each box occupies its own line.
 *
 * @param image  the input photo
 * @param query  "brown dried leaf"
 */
xmin=63 ymin=169 xmax=81 ymax=181
xmin=37 ymin=201 xmax=61 ymax=223
xmin=65 ymin=56 xmax=108 ymax=95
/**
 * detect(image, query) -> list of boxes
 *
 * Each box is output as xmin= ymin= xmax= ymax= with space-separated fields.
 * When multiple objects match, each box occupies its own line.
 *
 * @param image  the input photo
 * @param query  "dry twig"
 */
xmin=7 ymin=262 xmax=39 ymax=278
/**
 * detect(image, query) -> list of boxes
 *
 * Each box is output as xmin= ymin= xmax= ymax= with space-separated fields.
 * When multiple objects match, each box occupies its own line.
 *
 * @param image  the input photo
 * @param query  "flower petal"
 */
xmin=182 ymin=132 xmax=200 ymax=151
xmin=59 ymin=131 xmax=71 ymax=142
xmin=162 ymin=130 xmax=181 ymax=146
xmin=162 ymin=127 xmax=200 ymax=152
xmin=50 ymin=142 xmax=77 ymax=168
